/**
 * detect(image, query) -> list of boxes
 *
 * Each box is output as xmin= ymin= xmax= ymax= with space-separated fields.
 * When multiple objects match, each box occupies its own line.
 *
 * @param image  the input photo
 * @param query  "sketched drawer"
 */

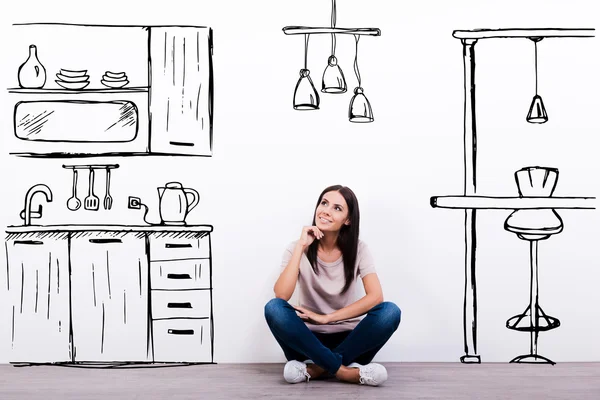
xmin=152 ymin=318 xmax=212 ymax=363
xmin=150 ymin=259 xmax=210 ymax=290
xmin=149 ymin=233 xmax=209 ymax=261
xmin=151 ymin=289 xmax=211 ymax=320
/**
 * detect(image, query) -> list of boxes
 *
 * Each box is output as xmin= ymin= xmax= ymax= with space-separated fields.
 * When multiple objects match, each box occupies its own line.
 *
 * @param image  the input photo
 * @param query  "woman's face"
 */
xmin=314 ymin=190 xmax=350 ymax=233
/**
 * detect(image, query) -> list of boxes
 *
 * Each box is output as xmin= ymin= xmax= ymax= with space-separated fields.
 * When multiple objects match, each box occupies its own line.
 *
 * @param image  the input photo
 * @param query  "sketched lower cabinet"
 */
xmin=149 ymin=231 xmax=213 ymax=362
xmin=69 ymin=232 xmax=149 ymax=362
xmin=4 ymin=233 xmax=71 ymax=362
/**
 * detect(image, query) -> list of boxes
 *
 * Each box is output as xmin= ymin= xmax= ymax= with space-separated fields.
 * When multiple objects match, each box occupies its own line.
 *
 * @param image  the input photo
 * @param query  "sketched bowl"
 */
xmin=59 ymin=69 xmax=88 ymax=78
xmin=55 ymin=80 xmax=90 ymax=90
xmin=104 ymin=71 xmax=127 ymax=80
xmin=56 ymin=73 xmax=89 ymax=83
xmin=101 ymin=79 xmax=129 ymax=89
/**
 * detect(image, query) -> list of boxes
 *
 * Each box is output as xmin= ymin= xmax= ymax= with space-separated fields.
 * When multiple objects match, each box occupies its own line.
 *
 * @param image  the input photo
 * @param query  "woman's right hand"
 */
xmin=299 ymin=226 xmax=323 ymax=248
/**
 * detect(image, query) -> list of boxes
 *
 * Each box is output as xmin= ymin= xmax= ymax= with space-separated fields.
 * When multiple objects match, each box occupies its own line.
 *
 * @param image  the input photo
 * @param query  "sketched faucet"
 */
xmin=20 ymin=184 xmax=53 ymax=225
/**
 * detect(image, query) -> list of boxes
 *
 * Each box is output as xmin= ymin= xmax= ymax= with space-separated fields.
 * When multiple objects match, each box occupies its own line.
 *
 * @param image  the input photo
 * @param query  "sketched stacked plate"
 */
xmin=56 ymin=69 xmax=90 ymax=90
xmin=101 ymin=71 xmax=129 ymax=88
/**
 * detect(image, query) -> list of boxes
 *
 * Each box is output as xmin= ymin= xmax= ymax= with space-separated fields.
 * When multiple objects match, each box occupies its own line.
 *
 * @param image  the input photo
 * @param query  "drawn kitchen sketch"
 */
xmin=8 ymin=23 xmax=213 ymax=158
xmin=283 ymin=0 xmax=380 ymax=123
xmin=430 ymin=28 xmax=596 ymax=365
xmin=3 ymin=22 xmax=216 ymax=367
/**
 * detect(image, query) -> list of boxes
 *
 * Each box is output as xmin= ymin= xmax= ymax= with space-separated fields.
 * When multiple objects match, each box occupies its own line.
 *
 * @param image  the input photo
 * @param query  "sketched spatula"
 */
xmin=84 ymin=168 xmax=99 ymax=211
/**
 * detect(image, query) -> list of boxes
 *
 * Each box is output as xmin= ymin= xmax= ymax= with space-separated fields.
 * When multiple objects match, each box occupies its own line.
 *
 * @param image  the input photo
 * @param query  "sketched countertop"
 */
xmin=5 ymin=225 xmax=214 ymax=233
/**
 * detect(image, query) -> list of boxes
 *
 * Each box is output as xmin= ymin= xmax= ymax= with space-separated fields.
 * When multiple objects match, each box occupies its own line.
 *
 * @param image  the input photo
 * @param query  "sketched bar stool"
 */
xmin=503 ymin=166 xmax=562 ymax=364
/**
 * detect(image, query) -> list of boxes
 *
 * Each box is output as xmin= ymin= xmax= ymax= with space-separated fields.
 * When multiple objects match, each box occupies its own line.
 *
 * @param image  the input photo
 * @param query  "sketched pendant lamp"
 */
xmin=293 ymin=34 xmax=320 ymax=110
xmin=349 ymin=35 xmax=373 ymax=123
xmin=526 ymin=38 xmax=548 ymax=124
xmin=282 ymin=0 xmax=380 ymax=121
xmin=322 ymin=54 xmax=347 ymax=93
xmin=321 ymin=2 xmax=347 ymax=93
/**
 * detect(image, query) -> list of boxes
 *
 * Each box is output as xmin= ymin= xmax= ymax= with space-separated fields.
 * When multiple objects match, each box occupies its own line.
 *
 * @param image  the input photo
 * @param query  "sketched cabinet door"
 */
xmin=5 ymin=233 xmax=71 ymax=363
xmin=70 ymin=232 xmax=149 ymax=362
xmin=149 ymin=26 xmax=213 ymax=156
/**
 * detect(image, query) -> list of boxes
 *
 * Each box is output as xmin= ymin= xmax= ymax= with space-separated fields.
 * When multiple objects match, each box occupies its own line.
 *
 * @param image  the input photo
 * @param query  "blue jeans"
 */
xmin=264 ymin=298 xmax=401 ymax=375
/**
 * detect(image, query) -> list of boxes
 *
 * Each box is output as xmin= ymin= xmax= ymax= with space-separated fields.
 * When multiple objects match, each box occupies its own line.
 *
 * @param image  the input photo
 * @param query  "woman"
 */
xmin=264 ymin=185 xmax=401 ymax=386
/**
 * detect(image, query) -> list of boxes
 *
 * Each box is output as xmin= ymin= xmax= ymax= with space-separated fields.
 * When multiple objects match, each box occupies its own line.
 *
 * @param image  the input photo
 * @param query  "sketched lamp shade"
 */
xmin=322 ymin=56 xmax=347 ymax=93
xmin=527 ymin=95 xmax=548 ymax=124
xmin=348 ymin=87 xmax=373 ymax=122
xmin=294 ymin=69 xmax=320 ymax=110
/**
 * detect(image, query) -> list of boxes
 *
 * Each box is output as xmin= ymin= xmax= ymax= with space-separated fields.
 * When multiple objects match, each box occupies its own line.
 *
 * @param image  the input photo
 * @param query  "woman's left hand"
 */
xmin=294 ymin=306 xmax=330 ymax=325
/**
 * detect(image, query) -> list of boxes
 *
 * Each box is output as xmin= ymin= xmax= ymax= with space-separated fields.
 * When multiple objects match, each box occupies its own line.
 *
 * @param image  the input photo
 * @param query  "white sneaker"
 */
xmin=283 ymin=360 xmax=311 ymax=383
xmin=348 ymin=362 xmax=388 ymax=386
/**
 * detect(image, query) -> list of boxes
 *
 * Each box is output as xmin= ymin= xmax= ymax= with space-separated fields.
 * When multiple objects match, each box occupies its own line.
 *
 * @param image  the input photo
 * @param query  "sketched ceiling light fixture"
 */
xmin=283 ymin=0 xmax=380 ymax=121
xmin=348 ymin=35 xmax=373 ymax=123
xmin=294 ymin=34 xmax=320 ymax=110
xmin=321 ymin=0 xmax=347 ymax=93
xmin=526 ymin=37 xmax=548 ymax=124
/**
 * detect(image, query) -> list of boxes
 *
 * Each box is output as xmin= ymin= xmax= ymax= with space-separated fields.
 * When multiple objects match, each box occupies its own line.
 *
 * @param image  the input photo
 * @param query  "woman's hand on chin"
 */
xmin=298 ymin=226 xmax=323 ymax=248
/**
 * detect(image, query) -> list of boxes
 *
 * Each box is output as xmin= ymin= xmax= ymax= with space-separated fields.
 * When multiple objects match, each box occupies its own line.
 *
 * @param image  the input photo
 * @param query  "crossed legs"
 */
xmin=264 ymin=298 xmax=401 ymax=381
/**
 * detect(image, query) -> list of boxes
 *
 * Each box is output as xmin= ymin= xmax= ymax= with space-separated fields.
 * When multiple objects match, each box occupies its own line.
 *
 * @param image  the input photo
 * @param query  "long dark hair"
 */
xmin=306 ymin=185 xmax=360 ymax=295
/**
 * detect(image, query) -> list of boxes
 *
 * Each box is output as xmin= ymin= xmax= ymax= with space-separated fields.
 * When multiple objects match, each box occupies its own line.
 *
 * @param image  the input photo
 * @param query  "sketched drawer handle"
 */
xmin=165 ymin=243 xmax=193 ymax=248
xmin=168 ymin=329 xmax=194 ymax=335
xmin=14 ymin=240 xmax=44 ymax=245
xmin=89 ymin=238 xmax=122 ymax=244
xmin=167 ymin=273 xmax=192 ymax=280
xmin=167 ymin=302 xmax=193 ymax=309
xmin=169 ymin=141 xmax=195 ymax=147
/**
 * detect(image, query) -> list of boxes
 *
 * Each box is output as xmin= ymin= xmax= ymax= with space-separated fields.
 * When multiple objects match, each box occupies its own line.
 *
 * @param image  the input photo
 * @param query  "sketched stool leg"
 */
xmin=504 ymin=166 xmax=563 ymax=365
xmin=504 ymin=237 xmax=561 ymax=364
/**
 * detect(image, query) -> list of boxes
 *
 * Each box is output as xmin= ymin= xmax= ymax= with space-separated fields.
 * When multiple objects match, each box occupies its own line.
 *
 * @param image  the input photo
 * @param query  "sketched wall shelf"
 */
xmin=4 ymin=224 xmax=215 ymax=366
xmin=430 ymin=28 xmax=596 ymax=365
xmin=282 ymin=0 xmax=380 ymax=122
xmin=8 ymin=88 xmax=150 ymax=94
xmin=7 ymin=23 xmax=214 ymax=158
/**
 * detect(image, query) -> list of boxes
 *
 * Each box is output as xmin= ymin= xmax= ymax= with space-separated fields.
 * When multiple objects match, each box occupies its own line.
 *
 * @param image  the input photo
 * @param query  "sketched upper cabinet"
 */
xmin=149 ymin=27 xmax=213 ymax=156
xmin=69 ymin=232 xmax=149 ymax=362
xmin=4 ymin=233 xmax=71 ymax=362
xmin=7 ymin=24 xmax=213 ymax=157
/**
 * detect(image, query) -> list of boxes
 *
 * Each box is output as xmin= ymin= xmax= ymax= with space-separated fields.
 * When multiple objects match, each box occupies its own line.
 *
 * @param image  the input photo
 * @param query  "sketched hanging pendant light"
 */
xmin=526 ymin=37 xmax=548 ymax=124
xmin=294 ymin=34 xmax=320 ymax=110
xmin=322 ymin=52 xmax=347 ymax=93
xmin=322 ymin=0 xmax=347 ymax=93
xmin=349 ymin=35 xmax=373 ymax=122
xmin=282 ymin=2 xmax=381 ymax=121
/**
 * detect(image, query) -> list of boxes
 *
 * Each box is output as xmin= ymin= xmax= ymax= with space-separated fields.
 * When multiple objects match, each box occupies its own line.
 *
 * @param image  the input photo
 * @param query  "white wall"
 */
xmin=0 ymin=0 xmax=599 ymax=363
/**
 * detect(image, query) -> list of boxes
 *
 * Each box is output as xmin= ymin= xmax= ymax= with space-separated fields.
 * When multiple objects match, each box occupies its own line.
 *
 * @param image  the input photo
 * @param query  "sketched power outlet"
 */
xmin=128 ymin=196 xmax=141 ymax=209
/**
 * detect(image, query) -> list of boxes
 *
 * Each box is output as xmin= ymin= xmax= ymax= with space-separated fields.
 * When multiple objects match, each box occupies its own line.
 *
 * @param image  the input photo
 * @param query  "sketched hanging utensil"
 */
xmin=84 ymin=167 xmax=99 ymax=211
xmin=104 ymin=167 xmax=113 ymax=210
xmin=63 ymin=164 xmax=119 ymax=212
xmin=66 ymin=168 xmax=81 ymax=211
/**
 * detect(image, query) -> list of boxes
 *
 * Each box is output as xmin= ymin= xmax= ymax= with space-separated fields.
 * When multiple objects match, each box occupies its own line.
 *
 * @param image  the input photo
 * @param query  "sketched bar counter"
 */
xmin=430 ymin=27 xmax=595 ymax=364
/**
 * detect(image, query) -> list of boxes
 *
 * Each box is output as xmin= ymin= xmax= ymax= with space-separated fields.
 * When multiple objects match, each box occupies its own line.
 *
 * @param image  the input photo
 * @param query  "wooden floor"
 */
xmin=1 ymin=362 xmax=599 ymax=399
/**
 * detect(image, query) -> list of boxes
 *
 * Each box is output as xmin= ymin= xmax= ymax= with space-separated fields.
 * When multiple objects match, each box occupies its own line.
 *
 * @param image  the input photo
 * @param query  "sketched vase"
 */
xmin=18 ymin=45 xmax=46 ymax=89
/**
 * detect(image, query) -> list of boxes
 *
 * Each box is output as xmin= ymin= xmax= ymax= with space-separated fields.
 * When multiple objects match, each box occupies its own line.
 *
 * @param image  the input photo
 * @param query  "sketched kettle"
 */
xmin=157 ymin=182 xmax=200 ymax=225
